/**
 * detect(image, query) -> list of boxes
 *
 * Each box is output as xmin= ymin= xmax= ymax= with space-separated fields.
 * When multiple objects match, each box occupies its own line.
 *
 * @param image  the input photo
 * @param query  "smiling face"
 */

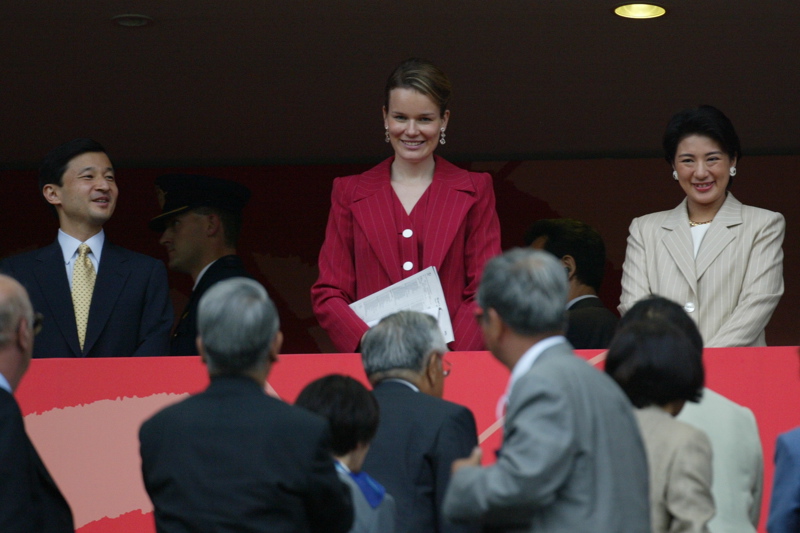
xmin=673 ymin=135 xmax=736 ymax=217
xmin=383 ymin=88 xmax=449 ymax=166
xmin=44 ymin=152 xmax=117 ymax=239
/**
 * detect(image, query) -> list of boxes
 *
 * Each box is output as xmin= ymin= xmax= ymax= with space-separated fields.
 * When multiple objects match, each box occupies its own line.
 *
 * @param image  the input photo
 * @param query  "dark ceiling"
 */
xmin=3 ymin=1 xmax=799 ymax=169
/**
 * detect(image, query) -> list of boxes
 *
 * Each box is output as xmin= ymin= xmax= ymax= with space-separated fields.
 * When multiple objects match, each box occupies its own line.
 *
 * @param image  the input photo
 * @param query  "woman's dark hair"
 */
xmin=618 ymin=296 xmax=703 ymax=352
xmin=384 ymin=58 xmax=452 ymax=117
xmin=605 ymin=319 xmax=704 ymax=409
xmin=662 ymin=105 xmax=741 ymax=182
xmin=295 ymin=374 xmax=379 ymax=456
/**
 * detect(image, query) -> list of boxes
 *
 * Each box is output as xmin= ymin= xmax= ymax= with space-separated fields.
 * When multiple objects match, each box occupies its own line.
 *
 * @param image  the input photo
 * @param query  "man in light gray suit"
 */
xmin=443 ymin=248 xmax=650 ymax=532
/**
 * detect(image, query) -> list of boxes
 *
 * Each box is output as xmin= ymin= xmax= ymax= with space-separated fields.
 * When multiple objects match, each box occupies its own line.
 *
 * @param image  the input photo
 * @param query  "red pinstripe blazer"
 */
xmin=311 ymin=156 xmax=502 ymax=352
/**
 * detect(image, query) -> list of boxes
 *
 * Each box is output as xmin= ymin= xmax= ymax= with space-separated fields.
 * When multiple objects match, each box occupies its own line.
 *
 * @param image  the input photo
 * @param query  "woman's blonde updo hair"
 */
xmin=384 ymin=58 xmax=452 ymax=117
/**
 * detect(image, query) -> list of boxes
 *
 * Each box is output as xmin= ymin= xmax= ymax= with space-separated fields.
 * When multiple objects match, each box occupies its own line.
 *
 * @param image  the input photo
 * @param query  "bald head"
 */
xmin=0 ymin=274 xmax=35 ymax=391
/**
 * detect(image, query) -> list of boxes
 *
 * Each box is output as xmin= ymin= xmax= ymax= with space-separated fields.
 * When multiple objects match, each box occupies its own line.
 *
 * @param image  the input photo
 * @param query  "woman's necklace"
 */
xmin=689 ymin=219 xmax=713 ymax=227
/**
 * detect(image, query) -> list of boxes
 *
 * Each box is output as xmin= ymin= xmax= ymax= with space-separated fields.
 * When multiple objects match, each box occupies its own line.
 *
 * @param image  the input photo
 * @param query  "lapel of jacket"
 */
xmin=660 ymin=199 xmax=698 ymax=293
xmin=351 ymin=158 xmax=403 ymax=283
xmin=33 ymin=242 xmax=82 ymax=357
xmin=695 ymin=193 xmax=742 ymax=280
xmin=83 ymin=241 xmax=130 ymax=355
xmin=421 ymin=157 xmax=476 ymax=269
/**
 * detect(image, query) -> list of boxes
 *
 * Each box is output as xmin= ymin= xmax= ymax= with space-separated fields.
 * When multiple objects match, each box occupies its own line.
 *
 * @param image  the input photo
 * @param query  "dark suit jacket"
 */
xmin=362 ymin=380 xmax=479 ymax=533
xmin=565 ymin=297 xmax=618 ymax=349
xmin=311 ymin=156 xmax=502 ymax=352
xmin=170 ymin=255 xmax=253 ymax=355
xmin=768 ymin=427 xmax=800 ymax=532
xmin=0 ymin=388 xmax=74 ymax=533
xmin=0 ymin=240 xmax=172 ymax=357
xmin=139 ymin=375 xmax=353 ymax=533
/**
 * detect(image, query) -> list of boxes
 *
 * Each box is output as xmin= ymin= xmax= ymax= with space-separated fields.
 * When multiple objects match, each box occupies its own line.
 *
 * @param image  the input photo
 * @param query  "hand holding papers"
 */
xmin=349 ymin=266 xmax=454 ymax=343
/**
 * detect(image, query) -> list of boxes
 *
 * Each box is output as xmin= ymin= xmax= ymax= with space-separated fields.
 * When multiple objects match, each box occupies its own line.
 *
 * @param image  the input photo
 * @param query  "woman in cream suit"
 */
xmin=619 ymin=105 xmax=784 ymax=347
xmin=606 ymin=316 xmax=715 ymax=533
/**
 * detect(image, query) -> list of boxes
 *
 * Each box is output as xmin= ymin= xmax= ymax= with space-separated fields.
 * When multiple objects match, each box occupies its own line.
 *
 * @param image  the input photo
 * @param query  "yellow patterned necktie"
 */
xmin=72 ymin=243 xmax=96 ymax=350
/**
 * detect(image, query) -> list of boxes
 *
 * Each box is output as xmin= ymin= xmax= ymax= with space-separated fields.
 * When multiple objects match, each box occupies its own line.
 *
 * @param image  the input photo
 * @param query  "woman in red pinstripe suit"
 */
xmin=312 ymin=58 xmax=501 ymax=353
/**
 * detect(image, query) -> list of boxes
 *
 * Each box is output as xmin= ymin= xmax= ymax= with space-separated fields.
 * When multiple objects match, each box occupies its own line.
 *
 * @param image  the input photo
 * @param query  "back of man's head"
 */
xmin=524 ymin=218 xmax=606 ymax=292
xmin=0 ymin=275 xmax=35 ymax=390
xmin=197 ymin=277 xmax=279 ymax=376
xmin=478 ymin=248 xmax=568 ymax=337
xmin=361 ymin=311 xmax=447 ymax=378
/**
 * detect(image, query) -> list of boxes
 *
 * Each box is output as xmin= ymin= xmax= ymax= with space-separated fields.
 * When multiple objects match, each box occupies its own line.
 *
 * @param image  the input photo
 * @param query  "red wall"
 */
xmin=2 ymin=155 xmax=797 ymax=350
xmin=17 ymin=348 xmax=800 ymax=532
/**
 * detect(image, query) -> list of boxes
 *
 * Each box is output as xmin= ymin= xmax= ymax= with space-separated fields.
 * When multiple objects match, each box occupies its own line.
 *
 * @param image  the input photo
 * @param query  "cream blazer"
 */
xmin=619 ymin=193 xmax=784 ymax=347
xmin=678 ymin=389 xmax=763 ymax=533
xmin=636 ymin=406 xmax=715 ymax=533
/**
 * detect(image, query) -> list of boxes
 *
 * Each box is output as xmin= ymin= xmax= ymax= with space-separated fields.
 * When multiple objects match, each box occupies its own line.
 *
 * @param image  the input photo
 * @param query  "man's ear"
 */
xmin=205 ymin=212 xmax=222 ymax=237
xmin=42 ymin=184 xmax=61 ymax=206
xmin=425 ymin=351 xmax=439 ymax=382
xmin=483 ymin=308 xmax=506 ymax=344
xmin=196 ymin=336 xmax=207 ymax=363
xmin=268 ymin=331 xmax=283 ymax=363
xmin=16 ymin=317 xmax=33 ymax=362
xmin=562 ymin=255 xmax=576 ymax=279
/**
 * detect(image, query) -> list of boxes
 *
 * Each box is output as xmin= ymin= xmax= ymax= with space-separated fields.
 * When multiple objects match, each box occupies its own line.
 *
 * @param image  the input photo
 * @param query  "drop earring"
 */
xmin=672 ymin=170 xmax=678 ymax=181
xmin=729 ymin=167 xmax=737 ymax=177
xmin=439 ymin=128 xmax=446 ymax=145
xmin=385 ymin=128 xmax=390 ymax=143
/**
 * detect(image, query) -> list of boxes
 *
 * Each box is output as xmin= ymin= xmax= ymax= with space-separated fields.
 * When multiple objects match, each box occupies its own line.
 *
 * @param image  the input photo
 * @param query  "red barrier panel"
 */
xmin=15 ymin=347 xmax=800 ymax=532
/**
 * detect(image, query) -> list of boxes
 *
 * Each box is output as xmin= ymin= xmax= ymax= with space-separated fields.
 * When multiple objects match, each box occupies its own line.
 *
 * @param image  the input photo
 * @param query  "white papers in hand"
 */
xmin=349 ymin=266 xmax=454 ymax=343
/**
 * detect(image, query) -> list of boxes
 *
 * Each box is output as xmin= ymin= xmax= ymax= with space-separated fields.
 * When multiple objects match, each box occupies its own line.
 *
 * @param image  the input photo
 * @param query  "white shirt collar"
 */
xmin=0 ymin=372 xmax=11 ymax=394
xmin=381 ymin=378 xmax=420 ymax=393
xmin=193 ymin=259 xmax=219 ymax=290
xmin=508 ymin=335 xmax=567 ymax=395
xmin=58 ymin=229 xmax=105 ymax=264
xmin=566 ymin=294 xmax=599 ymax=310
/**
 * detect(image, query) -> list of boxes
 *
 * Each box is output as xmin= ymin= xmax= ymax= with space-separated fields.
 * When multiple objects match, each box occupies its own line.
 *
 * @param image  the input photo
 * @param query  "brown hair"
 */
xmin=384 ymin=58 xmax=452 ymax=117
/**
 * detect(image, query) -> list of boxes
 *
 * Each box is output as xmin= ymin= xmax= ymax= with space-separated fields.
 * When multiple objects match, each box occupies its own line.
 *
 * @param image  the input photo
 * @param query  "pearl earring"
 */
xmin=385 ymin=128 xmax=390 ymax=143
xmin=672 ymin=170 xmax=678 ymax=181
xmin=439 ymin=128 xmax=446 ymax=145
xmin=729 ymin=167 xmax=737 ymax=177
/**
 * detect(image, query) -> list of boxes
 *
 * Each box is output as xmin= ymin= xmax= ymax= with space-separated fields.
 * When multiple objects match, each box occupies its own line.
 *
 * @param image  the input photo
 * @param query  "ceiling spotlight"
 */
xmin=112 ymin=14 xmax=153 ymax=27
xmin=614 ymin=4 xmax=666 ymax=19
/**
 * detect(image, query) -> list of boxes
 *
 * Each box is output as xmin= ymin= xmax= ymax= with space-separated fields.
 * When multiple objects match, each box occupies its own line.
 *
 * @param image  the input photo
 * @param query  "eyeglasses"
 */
xmin=433 ymin=351 xmax=452 ymax=377
xmin=32 ymin=312 xmax=44 ymax=336
xmin=442 ymin=357 xmax=452 ymax=378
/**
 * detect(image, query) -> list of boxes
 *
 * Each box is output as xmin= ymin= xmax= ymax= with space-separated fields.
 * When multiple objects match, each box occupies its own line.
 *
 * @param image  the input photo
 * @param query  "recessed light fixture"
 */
xmin=112 ymin=14 xmax=153 ymax=27
xmin=614 ymin=4 xmax=666 ymax=19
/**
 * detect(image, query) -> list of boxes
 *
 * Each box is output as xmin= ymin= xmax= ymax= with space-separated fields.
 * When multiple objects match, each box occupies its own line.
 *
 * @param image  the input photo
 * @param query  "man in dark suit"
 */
xmin=149 ymin=174 xmax=253 ymax=355
xmin=0 ymin=139 xmax=172 ymax=358
xmin=139 ymin=277 xmax=353 ymax=533
xmin=525 ymin=218 xmax=618 ymax=349
xmin=443 ymin=249 xmax=649 ymax=532
xmin=0 ymin=274 xmax=74 ymax=532
xmin=360 ymin=311 xmax=479 ymax=533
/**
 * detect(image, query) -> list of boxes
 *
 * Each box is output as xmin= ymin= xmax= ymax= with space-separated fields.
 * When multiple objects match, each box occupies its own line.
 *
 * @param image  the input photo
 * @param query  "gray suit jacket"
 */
xmin=619 ymin=193 xmax=784 ymax=347
xmin=678 ymin=389 xmax=763 ymax=533
xmin=443 ymin=340 xmax=650 ymax=533
xmin=636 ymin=406 xmax=715 ymax=533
